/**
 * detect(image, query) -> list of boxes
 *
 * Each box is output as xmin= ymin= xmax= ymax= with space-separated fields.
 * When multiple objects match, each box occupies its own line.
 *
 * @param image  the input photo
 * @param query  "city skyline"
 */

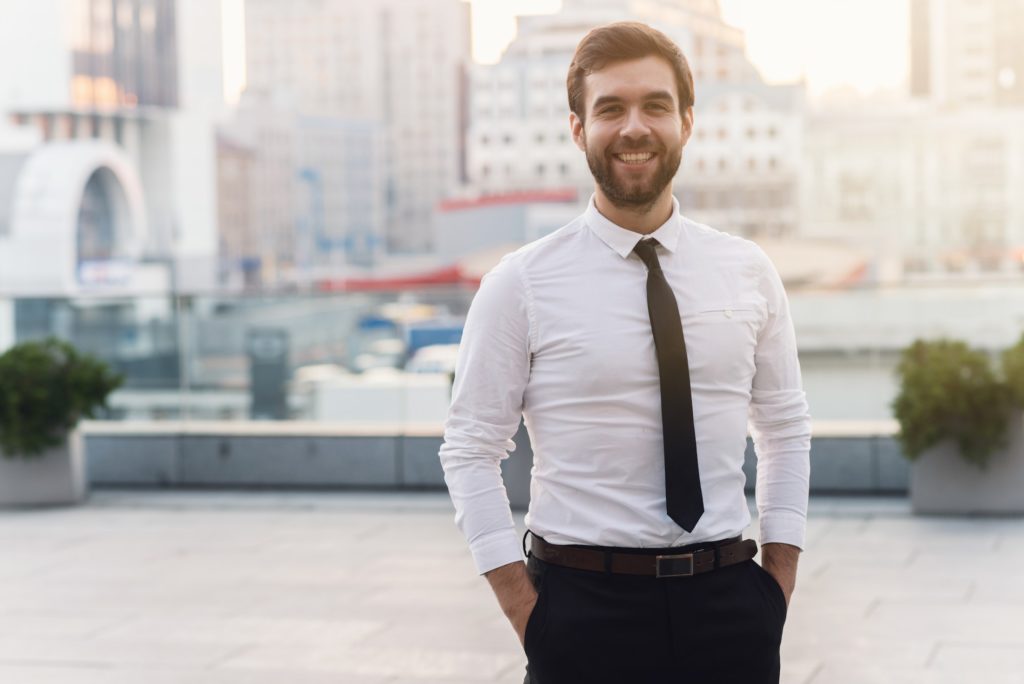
xmin=221 ymin=0 xmax=911 ymax=105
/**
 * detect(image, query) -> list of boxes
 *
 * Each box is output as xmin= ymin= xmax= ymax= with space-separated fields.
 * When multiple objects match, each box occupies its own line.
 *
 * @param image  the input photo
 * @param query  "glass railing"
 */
xmin=1 ymin=287 xmax=474 ymax=426
xmin=5 ymin=279 xmax=1024 ymax=428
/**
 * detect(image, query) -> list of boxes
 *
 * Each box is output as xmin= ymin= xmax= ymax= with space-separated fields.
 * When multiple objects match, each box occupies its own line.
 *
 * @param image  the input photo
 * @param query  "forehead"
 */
xmin=583 ymin=55 xmax=677 ymax=109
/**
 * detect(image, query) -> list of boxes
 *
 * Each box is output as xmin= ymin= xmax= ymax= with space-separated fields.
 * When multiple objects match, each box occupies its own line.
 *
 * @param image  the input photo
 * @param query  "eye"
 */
xmin=597 ymin=105 xmax=623 ymax=116
xmin=646 ymin=102 xmax=670 ymax=111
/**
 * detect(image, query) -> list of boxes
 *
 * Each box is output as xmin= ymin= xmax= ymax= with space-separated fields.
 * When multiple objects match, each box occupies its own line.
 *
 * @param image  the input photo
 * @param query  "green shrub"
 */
xmin=892 ymin=339 xmax=1015 ymax=469
xmin=0 ymin=337 xmax=123 ymax=459
xmin=1002 ymin=333 xmax=1024 ymax=408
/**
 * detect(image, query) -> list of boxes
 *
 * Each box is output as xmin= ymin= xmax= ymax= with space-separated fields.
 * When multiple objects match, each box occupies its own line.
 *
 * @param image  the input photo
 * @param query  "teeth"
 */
xmin=617 ymin=153 xmax=653 ymax=163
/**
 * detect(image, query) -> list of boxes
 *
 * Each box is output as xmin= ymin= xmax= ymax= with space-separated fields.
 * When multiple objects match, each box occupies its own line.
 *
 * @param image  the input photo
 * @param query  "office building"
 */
xmin=911 ymin=0 xmax=1024 ymax=108
xmin=465 ymin=0 xmax=804 ymax=239
xmin=244 ymin=0 xmax=471 ymax=253
xmin=0 ymin=0 xmax=225 ymax=292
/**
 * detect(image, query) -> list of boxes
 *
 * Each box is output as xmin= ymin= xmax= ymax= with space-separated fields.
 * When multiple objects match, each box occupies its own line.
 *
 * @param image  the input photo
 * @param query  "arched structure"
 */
xmin=0 ymin=140 xmax=150 ymax=295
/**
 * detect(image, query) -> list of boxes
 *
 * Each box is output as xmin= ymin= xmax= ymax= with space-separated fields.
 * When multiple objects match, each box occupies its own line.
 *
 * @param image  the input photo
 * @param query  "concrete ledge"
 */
xmin=81 ymin=420 xmax=911 ymax=500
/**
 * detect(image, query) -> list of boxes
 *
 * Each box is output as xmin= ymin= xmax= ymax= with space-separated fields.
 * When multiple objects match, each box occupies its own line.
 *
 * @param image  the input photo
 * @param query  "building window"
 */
xmin=748 ymin=158 xmax=757 ymax=171
xmin=746 ymin=128 xmax=757 ymax=139
xmin=536 ymin=163 xmax=546 ymax=177
xmin=535 ymin=132 xmax=544 ymax=144
xmin=718 ymin=158 xmax=728 ymax=172
xmin=768 ymin=127 xmax=778 ymax=138
xmin=717 ymin=128 xmax=727 ymax=140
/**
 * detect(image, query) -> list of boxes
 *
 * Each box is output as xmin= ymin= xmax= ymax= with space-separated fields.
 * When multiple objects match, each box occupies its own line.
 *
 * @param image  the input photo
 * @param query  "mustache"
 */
xmin=609 ymin=141 xmax=662 ymax=154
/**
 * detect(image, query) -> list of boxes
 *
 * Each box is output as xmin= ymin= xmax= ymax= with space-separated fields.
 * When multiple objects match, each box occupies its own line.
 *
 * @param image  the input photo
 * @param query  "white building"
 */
xmin=243 ymin=0 xmax=471 ymax=254
xmin=911 ymin=0 xmax=1024 ymax=108
xmin=682 ymin=81 xmax=804 ymax=239
xmin=465 ymin=0 xmax=804 ymax=240
xmin=0 ymin=141 xmax=168 ymax=297
xmin=802 ymin=102 xmax=1024 ymax=282
xmin=0 ymin=0 xmax=225 ymax=293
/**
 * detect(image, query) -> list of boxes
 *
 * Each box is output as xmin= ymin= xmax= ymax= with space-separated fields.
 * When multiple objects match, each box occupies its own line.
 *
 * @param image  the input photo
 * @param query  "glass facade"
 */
xmin=70 ymin=0 xmax=178 ymax=109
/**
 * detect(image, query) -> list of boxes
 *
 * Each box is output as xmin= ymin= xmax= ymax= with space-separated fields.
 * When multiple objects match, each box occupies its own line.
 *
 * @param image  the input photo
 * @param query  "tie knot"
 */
xmin=634 ymin=238 xmax=662 ymax=271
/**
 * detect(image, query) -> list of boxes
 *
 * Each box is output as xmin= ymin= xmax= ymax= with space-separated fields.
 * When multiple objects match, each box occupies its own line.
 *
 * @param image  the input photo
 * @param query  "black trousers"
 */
xmin=522 ymin=540 xmax=788 ymax=684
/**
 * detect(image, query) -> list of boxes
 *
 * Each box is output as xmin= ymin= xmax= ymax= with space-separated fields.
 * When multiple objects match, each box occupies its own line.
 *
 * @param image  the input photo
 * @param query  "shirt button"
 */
xmin=725 ymin=309 xmax=733 ymax=318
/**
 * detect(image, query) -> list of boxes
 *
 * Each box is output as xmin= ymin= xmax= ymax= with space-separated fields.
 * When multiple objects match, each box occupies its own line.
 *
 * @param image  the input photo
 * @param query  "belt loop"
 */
xmin=713 ymin=544 xmax=721 ymax=569
xmin=603 ymin=550 xmax=612 ymax=575
xmin=523 ymin=529 xmax=532 ymax=559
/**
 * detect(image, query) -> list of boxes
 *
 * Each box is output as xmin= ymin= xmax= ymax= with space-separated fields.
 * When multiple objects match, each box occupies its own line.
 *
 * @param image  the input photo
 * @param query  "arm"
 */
xmin=485 ymin=561 xmax=537 ymax=646
xmin=439 ymin=255 xmax=535 ymax=637
xmin=761 ymin=542 xmax=800 ymax=606
xmin=748 ymin=249 xmax=812 ymax=605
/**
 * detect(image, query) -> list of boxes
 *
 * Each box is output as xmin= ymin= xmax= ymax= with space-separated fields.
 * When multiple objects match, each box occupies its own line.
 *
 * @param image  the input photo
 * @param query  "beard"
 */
xmin=585 ymin=136 xmax=682 ymax=212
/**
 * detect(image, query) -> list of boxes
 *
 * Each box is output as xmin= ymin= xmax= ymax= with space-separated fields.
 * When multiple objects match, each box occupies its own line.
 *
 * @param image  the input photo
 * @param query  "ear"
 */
xmin=680 ymin=106 xmax=694 ymax=146
xmin=570 ymin=111 xmax=587 ymax=152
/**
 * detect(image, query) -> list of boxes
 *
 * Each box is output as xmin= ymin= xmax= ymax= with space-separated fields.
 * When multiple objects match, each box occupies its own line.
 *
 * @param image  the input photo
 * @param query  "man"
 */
xmin=439 ymin=21 xmax=810 ymax=684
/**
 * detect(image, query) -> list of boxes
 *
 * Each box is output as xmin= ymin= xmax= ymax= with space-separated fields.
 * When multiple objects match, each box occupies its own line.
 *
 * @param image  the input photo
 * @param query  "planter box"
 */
xmin=911 ymin=411 xmax=1024 ymax=514
xmin=0 ymin=429 xmax=87 ymax=507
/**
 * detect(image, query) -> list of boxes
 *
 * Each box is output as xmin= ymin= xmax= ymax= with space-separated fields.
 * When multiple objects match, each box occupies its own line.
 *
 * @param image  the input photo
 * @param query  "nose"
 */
xmin=619 ymin=106 xmax=652 ymax=140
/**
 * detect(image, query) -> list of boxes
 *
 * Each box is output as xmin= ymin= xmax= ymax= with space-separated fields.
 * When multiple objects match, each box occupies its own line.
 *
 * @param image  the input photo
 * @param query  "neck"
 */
xmin=593 ymin=187 xmax=675 ymax=235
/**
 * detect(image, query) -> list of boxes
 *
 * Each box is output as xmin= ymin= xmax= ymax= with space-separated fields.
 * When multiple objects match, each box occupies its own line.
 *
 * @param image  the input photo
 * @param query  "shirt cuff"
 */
xmin=759 ymin=513 xmax=806 ymax=551
xmin=470 ymin=527 xmax=525 ymax=575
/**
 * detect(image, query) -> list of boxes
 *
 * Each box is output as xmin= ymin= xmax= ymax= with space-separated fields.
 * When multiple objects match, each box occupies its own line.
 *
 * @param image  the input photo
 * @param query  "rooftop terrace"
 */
xmin=1 ymin=491 xmax=1022 ymax=683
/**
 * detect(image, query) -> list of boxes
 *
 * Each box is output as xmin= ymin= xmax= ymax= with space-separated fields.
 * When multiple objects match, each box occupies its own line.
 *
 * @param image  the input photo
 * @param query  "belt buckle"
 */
xmin=655 ymin=553 xmax=694 ymax=578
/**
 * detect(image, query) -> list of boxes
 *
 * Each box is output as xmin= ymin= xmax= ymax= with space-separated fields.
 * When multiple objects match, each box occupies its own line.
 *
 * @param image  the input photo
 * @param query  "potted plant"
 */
xmin=892 ymin=336 xmax=1024 ymax=513
xmin=0 ymin=337 xmax=122 ymax=506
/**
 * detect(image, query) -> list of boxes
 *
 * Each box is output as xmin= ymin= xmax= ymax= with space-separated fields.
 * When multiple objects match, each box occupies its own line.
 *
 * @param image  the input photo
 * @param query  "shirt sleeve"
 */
xmin=748 ymin=248 xmax=812 ymax=551
xmin=439 ymin=253 xmax=533 ymax=574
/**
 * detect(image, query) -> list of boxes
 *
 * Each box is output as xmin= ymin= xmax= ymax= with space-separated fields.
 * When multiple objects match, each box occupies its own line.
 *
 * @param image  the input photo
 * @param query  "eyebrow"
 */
xmin=591 ymin=90 xmax=676 ymax=111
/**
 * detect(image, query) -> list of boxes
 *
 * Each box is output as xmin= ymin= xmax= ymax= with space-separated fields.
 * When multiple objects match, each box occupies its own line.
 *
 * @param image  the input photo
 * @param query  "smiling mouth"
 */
xmin=614 ymin=152 xmax=655 ymax=166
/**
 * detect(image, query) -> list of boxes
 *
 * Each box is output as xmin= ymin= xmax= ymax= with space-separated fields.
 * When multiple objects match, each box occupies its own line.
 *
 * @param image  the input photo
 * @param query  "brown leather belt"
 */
xmin=530 ymin=534 xmax=758 ymax=578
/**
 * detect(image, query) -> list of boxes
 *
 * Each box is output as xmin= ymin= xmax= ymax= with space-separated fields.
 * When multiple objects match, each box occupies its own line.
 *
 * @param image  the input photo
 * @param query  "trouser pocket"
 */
xmin=749 ymin=559 xmax=788 ymax=624
xmin=523 ymin=556 xmax=549 ymax=655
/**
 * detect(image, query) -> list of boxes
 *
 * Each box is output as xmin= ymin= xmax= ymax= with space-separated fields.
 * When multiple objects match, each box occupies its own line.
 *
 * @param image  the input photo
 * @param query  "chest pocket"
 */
xmin=683 ymin=302 xmax=762 ymax=385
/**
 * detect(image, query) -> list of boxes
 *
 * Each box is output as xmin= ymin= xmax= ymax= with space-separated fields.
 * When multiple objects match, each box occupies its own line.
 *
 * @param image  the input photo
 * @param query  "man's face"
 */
xmin=570 ymin=55 xmax=693 ymax=211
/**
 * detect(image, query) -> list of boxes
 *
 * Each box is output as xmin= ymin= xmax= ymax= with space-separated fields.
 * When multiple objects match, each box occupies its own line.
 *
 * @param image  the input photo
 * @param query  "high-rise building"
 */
xmin=215 ymin=132 xmax=257 ymax=289
xmin=219 ymin=100 xmax=388 ymax=288
xmin=0 ymin=0 xmax=225 ymax=292
xmin=802 ymin=103 xmax=1024 ymax=281
xmin=243 ymin=0 xmax=471 ymax=254
xmin=465 ymin=0 xmax=804 ymax=239
xmin=910 ymin=0 xmax=1024 ymax=108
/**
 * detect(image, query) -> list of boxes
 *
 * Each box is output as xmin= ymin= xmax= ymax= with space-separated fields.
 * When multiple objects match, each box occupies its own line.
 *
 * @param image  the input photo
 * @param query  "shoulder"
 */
xmin=680 ymin=214 xmax=770 ymax=271
xmin=486 ymin=215 xmax=588 ymax=276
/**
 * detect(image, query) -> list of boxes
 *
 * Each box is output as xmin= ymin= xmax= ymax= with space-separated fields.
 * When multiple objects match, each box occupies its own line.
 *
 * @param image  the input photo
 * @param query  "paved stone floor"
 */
xmin=0 ymin=490 xmax=1022 ymax=683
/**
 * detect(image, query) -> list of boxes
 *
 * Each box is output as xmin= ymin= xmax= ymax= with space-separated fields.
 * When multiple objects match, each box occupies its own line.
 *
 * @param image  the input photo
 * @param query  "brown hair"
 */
xmin=567 ymin=22 xmax=695 ymax=123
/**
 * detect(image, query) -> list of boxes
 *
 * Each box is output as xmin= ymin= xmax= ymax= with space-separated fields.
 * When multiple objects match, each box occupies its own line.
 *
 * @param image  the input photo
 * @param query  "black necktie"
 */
xmin=633 ymin=238 xmax=704 ymax=532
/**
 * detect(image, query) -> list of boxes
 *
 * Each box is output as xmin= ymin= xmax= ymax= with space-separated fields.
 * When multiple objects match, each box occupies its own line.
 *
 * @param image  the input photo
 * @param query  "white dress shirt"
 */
xmin=439 ymin=195 xmax=812 ymax=575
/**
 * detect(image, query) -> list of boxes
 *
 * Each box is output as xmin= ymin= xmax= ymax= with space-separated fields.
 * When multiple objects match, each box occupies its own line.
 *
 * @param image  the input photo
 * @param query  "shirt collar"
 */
xmin=584 ymin=193 xmax=683 ymax=258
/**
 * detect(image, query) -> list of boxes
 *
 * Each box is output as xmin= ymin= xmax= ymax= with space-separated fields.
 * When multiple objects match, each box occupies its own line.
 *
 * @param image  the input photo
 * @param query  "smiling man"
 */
xmin=439 ymin=21 xmax=811 ymax=684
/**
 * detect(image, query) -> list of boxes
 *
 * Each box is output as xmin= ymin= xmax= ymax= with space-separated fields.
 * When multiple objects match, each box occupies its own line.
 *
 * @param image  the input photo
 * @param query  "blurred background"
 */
xmin=0 ymin=0 xmax=1022 ymax=428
